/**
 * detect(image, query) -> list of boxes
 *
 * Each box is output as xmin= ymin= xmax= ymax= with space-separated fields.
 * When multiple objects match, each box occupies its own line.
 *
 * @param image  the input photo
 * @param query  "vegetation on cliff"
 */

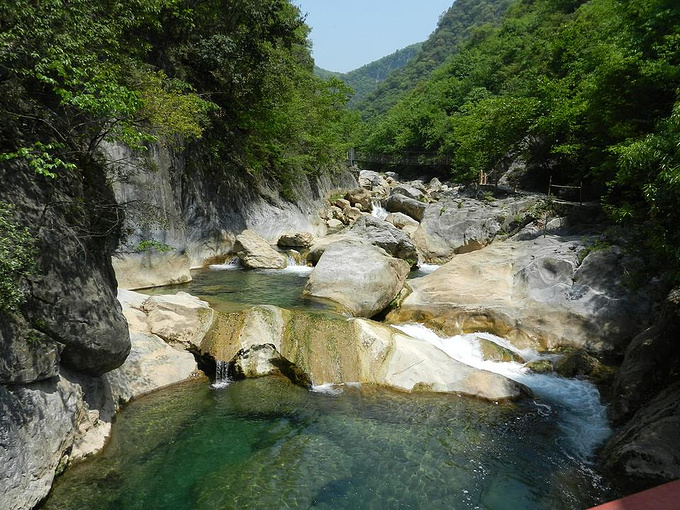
xmin=360 ymin=0 xmax=680 ymax=274
xmin=315 ymin=43 xmax=422 ymax=108
xmin=0 ymin=0 xmax=358 ymax=185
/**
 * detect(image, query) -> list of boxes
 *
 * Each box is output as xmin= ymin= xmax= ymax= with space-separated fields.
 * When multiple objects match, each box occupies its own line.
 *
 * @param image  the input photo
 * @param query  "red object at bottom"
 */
xmin=589 ymin=479 xmax=680 ymax=510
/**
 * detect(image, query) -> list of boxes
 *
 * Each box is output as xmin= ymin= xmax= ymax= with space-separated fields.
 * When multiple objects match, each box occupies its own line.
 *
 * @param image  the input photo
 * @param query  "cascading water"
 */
xmin=212 ymin=360 xmax=231 ymax=389
xmin=282 ymin=250 xmax=313 ymax=275
xmin=394 ymin=323 xmax=612 ymax=462
xmin=209 ymin=257 xmax=241 ymax=270
xmin=371 ymin=199 xmax=389 ymax=220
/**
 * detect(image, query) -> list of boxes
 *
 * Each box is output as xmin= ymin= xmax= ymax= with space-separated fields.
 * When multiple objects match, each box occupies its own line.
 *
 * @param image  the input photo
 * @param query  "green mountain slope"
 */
xmin=363 ymin=0 xmax=680 ymax=273
xmin=315 ymin=43 xmax=422 ymax=107
xmin=356 ymin=0 xmax=513 ymax=119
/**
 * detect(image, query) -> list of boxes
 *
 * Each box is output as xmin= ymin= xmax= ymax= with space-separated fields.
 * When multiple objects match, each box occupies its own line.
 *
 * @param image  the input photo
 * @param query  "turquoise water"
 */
xmin=42 ymin=267 xmax=619 ymax=509
xmin=43 ymin=377 xmax=615 ymax=510
xmin=140 ymin=264 xmax=334 ymax=314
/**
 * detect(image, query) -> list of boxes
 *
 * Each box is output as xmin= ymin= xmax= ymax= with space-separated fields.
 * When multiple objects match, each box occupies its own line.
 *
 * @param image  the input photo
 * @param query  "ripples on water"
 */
xmin=54 ymin=267 xmax=620 ymax=509
xmin=44 ymin=374 xmax=616 ymax=510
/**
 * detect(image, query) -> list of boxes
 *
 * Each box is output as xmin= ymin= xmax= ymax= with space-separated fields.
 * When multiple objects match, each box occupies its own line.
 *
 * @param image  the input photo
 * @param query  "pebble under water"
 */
xmin=43 ymin=376 xmax=616 ymax=510
xmin=43 ymin=267 xmax=620 ymax=509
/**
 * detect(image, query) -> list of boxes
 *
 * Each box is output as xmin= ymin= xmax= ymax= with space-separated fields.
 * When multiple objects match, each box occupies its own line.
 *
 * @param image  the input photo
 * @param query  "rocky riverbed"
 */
xmin=2 ymin=168 xmax=679 ymax=509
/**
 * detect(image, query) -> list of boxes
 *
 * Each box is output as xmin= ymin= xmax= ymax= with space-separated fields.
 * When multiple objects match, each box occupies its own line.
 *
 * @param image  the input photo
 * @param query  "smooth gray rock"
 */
xmin=603 ymin=380 xmax=680 ymax=482
xmin=304 ymin=241 xmax=410 ymax=317
xmin=235 ymin=230 xmax=287 ymax=269
xmin=0 ymin=377 xmax=84 ymax=510
xmin=413 ymin=196 xmax=541 ymax=263
xmin=385 ymin=193 xmax=427 ymax=222
xmin=358 ymin=170 xmax=388 ymax=190
xmin=391 ymin=185 xmax=425 ymax=201
xmin=386 ymin=212 xmax=420 ymax=230
xmin=349 ymin=215 xmax=419 ymax=265
xmin=389 ymin=237 xmax=660 ymax=353
xmin=0 ymin=161 xmax=130 ymax=376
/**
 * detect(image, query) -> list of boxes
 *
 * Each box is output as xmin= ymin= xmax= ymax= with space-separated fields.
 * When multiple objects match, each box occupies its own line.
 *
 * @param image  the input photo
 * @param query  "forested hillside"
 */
xmin=356 ymin=0 xmax=513 ymax=119
xmin=0 ymin=0 xmax=360 ymax=311
xmin=361 ymin=0 xmax=680 ymax=274
xmin=315 ymin=43 xmax=422 ymax=107
xmin=0 ymin=0 xmax=357 ymax=195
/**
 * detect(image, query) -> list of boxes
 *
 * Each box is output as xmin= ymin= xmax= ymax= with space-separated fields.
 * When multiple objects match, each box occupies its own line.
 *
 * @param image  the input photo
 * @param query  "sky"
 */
xmin=292 ymin=0 xmax=454 ymax=74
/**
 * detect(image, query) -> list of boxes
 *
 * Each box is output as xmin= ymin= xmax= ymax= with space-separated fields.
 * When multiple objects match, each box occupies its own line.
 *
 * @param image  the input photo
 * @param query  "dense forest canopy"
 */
xmin=359 ymin=0 xmax=680 ymax=274
xmin=355 ymin=0 xmax=513 ymax=120
xmin=0 ymin=0 xmax=358 ymax=183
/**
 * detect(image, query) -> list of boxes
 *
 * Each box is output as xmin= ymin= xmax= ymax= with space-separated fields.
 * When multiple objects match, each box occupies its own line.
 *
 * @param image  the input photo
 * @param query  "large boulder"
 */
xmin=603 ymin=380 xmax=680 ymax=482
xmin=348 ymin=215 xmax=419 ymax=265
xmin=388 ymin=236 xmax=660 ymax=353
xmin=277 ymin=232 xmax=314 ymax=249
xmin=358 ymin=170 xmax=388 ymax=190
xmin=234 ymin=230 xmax=287 ymax=269
xmin=385 ymin=193 xmax=427 ymax=222
xmin=200 ymin=306 xmax=526 ymax=401
xmin=609 ymin=287 xmax=680 ymax=423
xmin=142 ymin=291 xmax=214 ymax=351
xmin=412 ymin=196 xmax=538 ymax=263
xmin=103 ymin=330 xmax=198 ymax=407
xmin=0 ymin=161 xmax=130 ymax=376
xmin=303 ymin=241 xmax=410 ymax=318
xmin=391 ymin=184 xmax=426 ymax=201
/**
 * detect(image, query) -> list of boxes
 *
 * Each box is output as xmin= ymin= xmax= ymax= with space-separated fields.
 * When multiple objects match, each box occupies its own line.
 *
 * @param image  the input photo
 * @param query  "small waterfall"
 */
xmin=394 ymin=324 xmax=611 ymax=462
xmin=282 ymin=250 xmax=313 ymax=275
xmin=212 ymin=360 xmax=231 ymax=389
xmin=371 ymin=200 xmax=389 ymax=220
xmin=209 ymin=257 xmax=241 ymax=271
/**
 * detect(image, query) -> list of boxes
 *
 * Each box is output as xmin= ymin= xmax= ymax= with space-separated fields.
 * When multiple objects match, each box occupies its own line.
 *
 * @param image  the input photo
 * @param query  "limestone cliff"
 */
xmin=105 ymin=142 xmax=357 ymax=289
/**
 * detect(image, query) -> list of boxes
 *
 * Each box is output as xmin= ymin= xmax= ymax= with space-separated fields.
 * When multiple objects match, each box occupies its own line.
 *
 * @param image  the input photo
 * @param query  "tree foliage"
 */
xmin=0 ymin=0 xmax=357 ymax=184
xmin=0 ymin=202 xmax=37 ymax=311
xmin=362 ymin=0 xmax=680 ymax=272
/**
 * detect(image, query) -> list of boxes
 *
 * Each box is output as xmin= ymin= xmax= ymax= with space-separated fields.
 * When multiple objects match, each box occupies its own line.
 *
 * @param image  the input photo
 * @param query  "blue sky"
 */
xmin=292 ymin=0 xmax=454 ymax=73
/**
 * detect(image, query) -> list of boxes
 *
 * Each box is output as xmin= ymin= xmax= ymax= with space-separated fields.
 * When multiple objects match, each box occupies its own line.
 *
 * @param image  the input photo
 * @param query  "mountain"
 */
xmin=356 ymin=0 xmax=513 ymax=119
xmin=315 ymin=43 xmax=422 ymax=107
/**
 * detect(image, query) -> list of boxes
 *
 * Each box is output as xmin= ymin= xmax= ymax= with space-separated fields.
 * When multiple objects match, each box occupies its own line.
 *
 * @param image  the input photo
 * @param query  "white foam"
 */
xmin=371 ymin=200 xmax=389 ymax=220
xmin=416 ymin=263 xmax=441 ymax=274
xmin=210 ymin=258 xmax=241 ymax=271
xmin=311 ymin=383 xmax=344 ymax=395
xmin=394 ymin=323 xmax=611 ymax=461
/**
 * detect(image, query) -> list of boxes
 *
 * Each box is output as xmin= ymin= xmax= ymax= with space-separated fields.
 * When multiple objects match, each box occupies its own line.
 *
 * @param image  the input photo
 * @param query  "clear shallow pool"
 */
xmin=43 ymin=377 xmax=616 ymax=510
xmin=45 ymin=266 xmax=622 ymax=509
xmin=140 ymin=264 xmax=334 ymax=314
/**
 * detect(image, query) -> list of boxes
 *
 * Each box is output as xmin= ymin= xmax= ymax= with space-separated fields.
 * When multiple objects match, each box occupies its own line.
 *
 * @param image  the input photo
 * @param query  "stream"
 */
xmin=42 ymin=266 xmax=619 ymax=509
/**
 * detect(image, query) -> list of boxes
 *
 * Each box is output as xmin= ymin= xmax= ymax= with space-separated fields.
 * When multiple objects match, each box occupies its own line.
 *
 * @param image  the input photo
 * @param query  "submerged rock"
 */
xmin=304 ymin=241 xmax=410 ymax=318
xmin=235 ymin=230 xmax=287 ymax=269
xmin=478 ymin=338 xmax=525 ymax=363
xmin=524 ymin=359 xmax=554 ymax=373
